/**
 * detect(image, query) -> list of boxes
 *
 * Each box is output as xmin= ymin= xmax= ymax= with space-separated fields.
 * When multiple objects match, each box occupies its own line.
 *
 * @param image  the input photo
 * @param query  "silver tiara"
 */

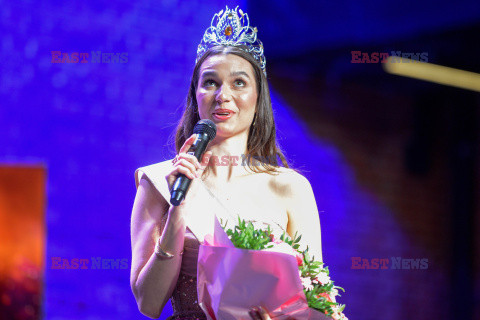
xmin=196 ymin=6 xmax=266 ymax=76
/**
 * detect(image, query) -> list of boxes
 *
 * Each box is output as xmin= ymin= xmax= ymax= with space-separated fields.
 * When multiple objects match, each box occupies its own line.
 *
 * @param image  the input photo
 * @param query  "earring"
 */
xmin=252 ymin=113 xmax=256 ymax=126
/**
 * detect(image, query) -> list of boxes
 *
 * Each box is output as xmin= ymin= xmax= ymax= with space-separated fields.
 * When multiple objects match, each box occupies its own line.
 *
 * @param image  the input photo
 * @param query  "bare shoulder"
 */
xmin=268 ymin=167 xmax=312 ymax=199
xmin=134 ymin=176 xmax=169 ymax=220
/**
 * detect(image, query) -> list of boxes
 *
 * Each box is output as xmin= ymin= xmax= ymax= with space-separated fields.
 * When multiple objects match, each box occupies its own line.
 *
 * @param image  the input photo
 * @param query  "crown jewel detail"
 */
xmin=196 ymin=6 xmax=266 ymax=75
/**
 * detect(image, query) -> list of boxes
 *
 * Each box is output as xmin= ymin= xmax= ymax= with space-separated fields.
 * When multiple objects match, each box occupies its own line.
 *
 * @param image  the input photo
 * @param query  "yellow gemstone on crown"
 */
xmin=225 ymin=26 xmax=233 ymax=36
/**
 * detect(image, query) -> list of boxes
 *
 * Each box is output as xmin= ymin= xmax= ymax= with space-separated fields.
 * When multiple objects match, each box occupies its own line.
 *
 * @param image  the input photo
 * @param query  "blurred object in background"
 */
xmin=0 ymin=166 xmax=45 ymax=320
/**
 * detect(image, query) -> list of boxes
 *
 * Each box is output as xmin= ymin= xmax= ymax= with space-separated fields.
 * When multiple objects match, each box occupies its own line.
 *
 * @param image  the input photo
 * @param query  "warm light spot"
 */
xmin=383 ymin=57 xmax=480 ymax=92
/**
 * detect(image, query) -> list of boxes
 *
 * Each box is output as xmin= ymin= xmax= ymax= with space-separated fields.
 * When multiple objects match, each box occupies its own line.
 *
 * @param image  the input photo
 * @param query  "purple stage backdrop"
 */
xmin=2 ymin=0 xmax=478 ymax=319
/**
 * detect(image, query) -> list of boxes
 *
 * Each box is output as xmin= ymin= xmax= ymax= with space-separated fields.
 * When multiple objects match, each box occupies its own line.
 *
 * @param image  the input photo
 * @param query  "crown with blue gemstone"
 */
xmin=196 ymin=6 xmax=266 ymax=75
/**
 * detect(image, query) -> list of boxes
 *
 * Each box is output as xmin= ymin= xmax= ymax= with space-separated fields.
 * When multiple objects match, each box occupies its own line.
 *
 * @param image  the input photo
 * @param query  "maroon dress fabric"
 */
xmin=166 ymin=230 xmax=206 ymax=320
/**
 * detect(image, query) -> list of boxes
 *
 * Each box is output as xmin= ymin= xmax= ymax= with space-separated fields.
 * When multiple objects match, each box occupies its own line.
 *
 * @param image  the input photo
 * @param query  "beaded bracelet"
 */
xmin=154 ymin=239 xmax=183 ymax=259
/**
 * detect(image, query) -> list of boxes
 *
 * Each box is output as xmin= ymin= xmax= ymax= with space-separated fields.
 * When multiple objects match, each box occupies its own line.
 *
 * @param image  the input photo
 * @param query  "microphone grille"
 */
xmin=193 ymin=119 xmax=217 ymax=140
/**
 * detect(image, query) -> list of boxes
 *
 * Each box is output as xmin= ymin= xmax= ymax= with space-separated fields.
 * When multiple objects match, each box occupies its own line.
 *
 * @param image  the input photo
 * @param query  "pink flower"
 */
xmin=316 ymin=292 xmax=332 ymax=302
xmin=296 ymin=253 xmax=303 ymax=266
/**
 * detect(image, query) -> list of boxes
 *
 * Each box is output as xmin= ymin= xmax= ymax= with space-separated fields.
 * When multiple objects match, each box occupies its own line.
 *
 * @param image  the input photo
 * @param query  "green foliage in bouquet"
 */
xmin=222 ymin=217 xmax=347 ymax=320
xmin=223 ymin=216 xmax=274 ymax=250
xmin=299 ymin=249 xmax=346 ymax=317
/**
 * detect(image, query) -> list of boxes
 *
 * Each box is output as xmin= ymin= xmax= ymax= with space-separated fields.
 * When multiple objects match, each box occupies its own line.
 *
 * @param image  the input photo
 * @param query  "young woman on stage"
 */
xmin=130 ymin=6 xmax=323 ymax=319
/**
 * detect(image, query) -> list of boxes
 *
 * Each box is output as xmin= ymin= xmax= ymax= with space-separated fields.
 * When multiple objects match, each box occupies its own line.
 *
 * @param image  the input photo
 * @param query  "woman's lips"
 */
xmin=212 ymin=109 xmax=235 ymax=121
xmin=212 ymin=113 xmax=234 ymax=121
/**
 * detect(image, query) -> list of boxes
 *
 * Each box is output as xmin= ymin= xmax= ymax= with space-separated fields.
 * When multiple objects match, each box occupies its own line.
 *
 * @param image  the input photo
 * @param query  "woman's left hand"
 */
xmin=249 ymin=306 xmax=272 ymax=320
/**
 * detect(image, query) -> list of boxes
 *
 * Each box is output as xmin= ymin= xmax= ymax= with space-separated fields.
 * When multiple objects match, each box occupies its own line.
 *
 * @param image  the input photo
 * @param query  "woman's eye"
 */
xmin=234 ymin=79 xmax=246 ymax=87
xmin=204 ymin=79 xmax=217 ymax=87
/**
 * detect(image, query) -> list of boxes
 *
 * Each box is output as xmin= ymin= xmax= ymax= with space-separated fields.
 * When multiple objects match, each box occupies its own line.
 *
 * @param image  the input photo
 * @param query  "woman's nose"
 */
xmin=215 ymin=85 xmax=232 ymax=103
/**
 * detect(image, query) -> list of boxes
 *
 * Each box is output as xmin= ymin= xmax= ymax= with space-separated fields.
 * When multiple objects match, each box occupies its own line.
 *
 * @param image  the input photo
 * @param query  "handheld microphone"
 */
xmin=170 ymin=119 xmax=217 ymax=206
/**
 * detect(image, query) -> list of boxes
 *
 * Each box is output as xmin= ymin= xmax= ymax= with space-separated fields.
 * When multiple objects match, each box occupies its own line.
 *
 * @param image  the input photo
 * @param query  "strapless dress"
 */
xmin=167 ymin=228 xmax=206 ymax=320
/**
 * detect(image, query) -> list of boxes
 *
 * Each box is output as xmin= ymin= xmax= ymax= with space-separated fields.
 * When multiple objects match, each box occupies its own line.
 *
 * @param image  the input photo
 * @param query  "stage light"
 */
xmin=383 ymin=57 xmax=480 ymax=92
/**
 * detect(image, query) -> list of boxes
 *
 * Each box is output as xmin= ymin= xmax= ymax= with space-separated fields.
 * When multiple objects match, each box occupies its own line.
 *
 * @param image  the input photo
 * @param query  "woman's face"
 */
xmin=196 ymin=53 xmax=258 ymax=138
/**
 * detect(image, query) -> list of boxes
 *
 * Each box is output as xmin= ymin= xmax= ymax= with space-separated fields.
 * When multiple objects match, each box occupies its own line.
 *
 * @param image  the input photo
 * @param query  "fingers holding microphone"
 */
xmin=168 ymin=119 xmax=217 ymax=207
xmin=166 ymin=134 xmax=198 ymax=191
xmin=171 ymin=134 xmax=212 ymax=176
xmin=181 ymin=133 xmax=213 ymax=179
xmin=175 ymin=135 xmax=202 ymax=178
xmin=166 ymin=134 xmax=213 ymax=206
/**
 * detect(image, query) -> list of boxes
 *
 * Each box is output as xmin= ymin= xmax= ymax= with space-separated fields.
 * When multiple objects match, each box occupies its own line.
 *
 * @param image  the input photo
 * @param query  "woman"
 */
xmin=130 ymin=6 xmax=323 ymax=320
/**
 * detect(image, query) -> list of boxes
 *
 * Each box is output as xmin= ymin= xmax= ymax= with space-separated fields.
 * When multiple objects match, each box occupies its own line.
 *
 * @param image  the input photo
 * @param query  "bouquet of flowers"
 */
xmin=197 ymin=216 xmax=347 ymax=320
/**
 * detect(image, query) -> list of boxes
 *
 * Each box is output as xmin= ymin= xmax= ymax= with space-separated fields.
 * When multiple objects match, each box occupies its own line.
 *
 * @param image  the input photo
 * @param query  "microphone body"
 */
xmin=170 ymin=120 xmax=216 ymax=206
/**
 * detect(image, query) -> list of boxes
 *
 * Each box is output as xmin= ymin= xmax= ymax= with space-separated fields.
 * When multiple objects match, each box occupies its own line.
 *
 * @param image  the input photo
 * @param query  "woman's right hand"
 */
xmin=165 ymin=134 xmax=212 ymax=206
xmin=249 ymin=306 xmax=272 ymax=320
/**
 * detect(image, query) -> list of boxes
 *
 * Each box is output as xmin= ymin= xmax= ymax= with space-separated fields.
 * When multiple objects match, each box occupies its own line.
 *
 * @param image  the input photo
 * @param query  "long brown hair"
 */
xmin=174 ymin=45 xmax=290 ymax=175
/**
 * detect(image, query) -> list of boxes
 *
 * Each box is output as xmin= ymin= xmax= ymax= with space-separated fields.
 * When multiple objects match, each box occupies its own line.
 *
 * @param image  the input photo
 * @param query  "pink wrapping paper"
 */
xmin=197 ymin=217 xmax=331 ymax=320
